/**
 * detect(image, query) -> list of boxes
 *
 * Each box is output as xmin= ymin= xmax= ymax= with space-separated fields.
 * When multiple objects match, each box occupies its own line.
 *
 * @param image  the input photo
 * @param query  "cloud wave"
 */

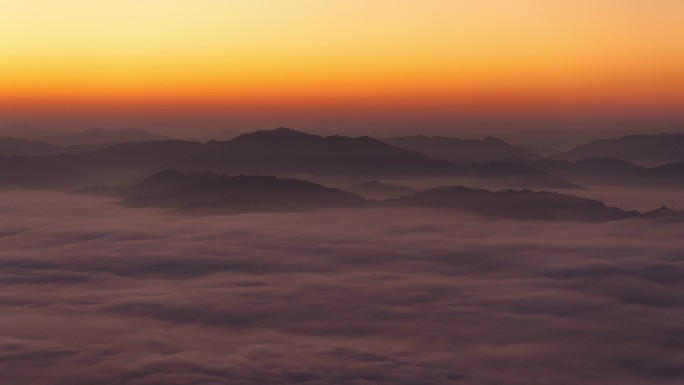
xmin=0 ymin=191 xmax=683 ymax=384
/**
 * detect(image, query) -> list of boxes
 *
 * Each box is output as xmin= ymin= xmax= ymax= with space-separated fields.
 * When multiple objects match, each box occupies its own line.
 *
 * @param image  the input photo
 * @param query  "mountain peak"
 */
xmin=645 ymin=205 xmax=677 ymax=217
xmin=231 ymin=127 xmax=319 ymax=142
xmin=483 ymin=136 xmax=506 ymax=145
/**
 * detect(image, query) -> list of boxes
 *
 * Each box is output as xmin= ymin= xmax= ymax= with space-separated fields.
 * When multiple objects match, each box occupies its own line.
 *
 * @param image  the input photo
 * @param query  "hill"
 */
xmin=96 ymin=170 xmax=368 ymax=211
xmin=387 ymin=186 xmax=639 ymax=221
xmin=77 ymin=171 xmax=642 ymax=221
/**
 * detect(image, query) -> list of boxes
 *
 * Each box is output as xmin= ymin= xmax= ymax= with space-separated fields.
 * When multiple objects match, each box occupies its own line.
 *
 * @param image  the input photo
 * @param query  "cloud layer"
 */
xmin=1 ymin=191 xmax=683 ymax=384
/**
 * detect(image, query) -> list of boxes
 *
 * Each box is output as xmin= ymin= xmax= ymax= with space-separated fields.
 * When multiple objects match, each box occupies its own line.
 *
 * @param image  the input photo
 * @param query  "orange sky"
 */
xmin=1 ymin=0 xmax=683 ymax=134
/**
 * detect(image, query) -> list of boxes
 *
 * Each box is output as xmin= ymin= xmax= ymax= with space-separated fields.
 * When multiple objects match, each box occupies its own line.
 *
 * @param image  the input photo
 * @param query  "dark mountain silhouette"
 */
xmin=0 ymin=138 xmax=65 ymax=157
xmin=0 ymin=138 xmax=119 ymax=157
xmin=641 ymin=204 xmax=684 ymax=223
xmin=346 ymin=181 xmax=416 ymax=199
xmin=519 ymin=145 xmax=561 ymax=157
xmin=0 ymin=125 xmax=65 ymax=140
xmin=74 ymin=170 xmax=225 ymax=197
xmin=454 ymin=162 xmax=582 ymax=189
xmin=553 ymin=133 xmax=684 ymax=165
xmin=122 ymin=170 xmax=226 ymax=197
xmin=3 ymin=128 xmax=576 ymax=189
xmin=42 ymin=128 xmax=173 ymax=146
xmin=498 ymin=129 xmax=629 ymax=152
xmin=0 ymin=157 xmax=87 ymax=188
xmin=509 ymin=157 xmax=684 ymax=187
xmin=383 ymin=135 xmax=539 ymax=163
xmin=648 ymin=162 xmax=684 ymax=179
xmin=52 ymin=128 xmax=458 ymax=185
xmin=77 ymin=170 xmax=642 ymax=221
xmin=649 ymin=212 xmax=684 ymax=223
xmin=59 ymin=142 xmax=126 ymax=154
xmin=48 ymin=140 xmax=206 ymax=185
xmin=387 ymin=186 xmax=639 ymax=221
xmin=177 ymin=128 xmax=458 ymax=176
xmin=644 ymin=205 xmax=679 ymax=218
xmin=94 ymin=170 xmax=367 ymax=211
xmin=194 ymin=129 xmax=240 ymax=142
xmin=0 ymin=140 xmax=202 ymax=189
xmin=173 ymin=128 xmax=574 ymax=187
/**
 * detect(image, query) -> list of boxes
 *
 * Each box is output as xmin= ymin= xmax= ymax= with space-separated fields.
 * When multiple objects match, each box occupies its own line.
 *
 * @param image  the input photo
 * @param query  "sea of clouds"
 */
xmin=0 ymin=190 xmax=683 ymax=385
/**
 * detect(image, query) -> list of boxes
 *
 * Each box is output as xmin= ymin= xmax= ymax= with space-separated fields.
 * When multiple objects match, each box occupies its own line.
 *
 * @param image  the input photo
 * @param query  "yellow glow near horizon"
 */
xmin=1 ymin=0 xmax=683 ymax=116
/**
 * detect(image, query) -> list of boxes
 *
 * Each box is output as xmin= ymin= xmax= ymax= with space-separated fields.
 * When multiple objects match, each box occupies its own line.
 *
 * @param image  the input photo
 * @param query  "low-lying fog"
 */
xmin=345 ymin=176 xmax=684 ymax=212
xmin=1 ymin=191 xmax=683 ymax=385
xmin=564 ymin=186 xmax=684 ymax=212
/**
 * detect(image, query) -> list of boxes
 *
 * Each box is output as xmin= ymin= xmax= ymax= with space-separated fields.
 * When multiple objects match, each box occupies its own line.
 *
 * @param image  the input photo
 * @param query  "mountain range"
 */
xmin=81 ymin=170 xmax=367 ymax=212
xmin=383 ymin=135 xmax=539 ymax=163
xmin=0 ymin=125 xmax=65 ymax=140
xmin=2 ymin=127 xmax=684 ymax=191
xmin=0 ymin=138 xmax=66 ymax=157
xmin=41 ymin=128 xmax=174 ymax=146
xmin=346 ymin=181 xmax=416 ymax=199
xmin=0 ymin=137 xmax=121 ymax=157
xmin=0 ymin=157 xmax=86 ymax=188
xmin=553 ymin=133 xmax=684 ymax=165
xmin=78 ymin=170 xmax=653 ymax=221
xmin=0 ymin=128 xmax=575 ymax=189
xmin=509 ymin=157 xmax=684 ymax=187
xmin=388 ymin=186 xmax=640 ymax=221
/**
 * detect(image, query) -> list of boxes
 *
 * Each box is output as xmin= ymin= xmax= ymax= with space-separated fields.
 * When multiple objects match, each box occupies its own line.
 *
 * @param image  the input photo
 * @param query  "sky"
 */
xmin=1 ymin=0 xmax=683 ymax=136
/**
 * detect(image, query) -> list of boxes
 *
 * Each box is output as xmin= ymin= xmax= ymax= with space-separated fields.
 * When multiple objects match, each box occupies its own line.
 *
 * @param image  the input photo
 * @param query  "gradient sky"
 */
xmin=1 ymin=0 xmax=683 ymax=135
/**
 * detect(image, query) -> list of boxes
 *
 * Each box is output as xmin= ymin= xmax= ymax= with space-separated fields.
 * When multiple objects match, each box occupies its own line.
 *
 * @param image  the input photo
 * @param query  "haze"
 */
xmin=1 ymin=191 xmax=683 ymax=385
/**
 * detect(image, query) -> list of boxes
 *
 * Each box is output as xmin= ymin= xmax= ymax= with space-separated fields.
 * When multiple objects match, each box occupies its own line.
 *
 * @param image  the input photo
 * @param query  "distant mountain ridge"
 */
xmin=0 ymin=138 xmax=65 ymax=157
xmin=175 ymin=128 xmax=574 ymax=188
xmin=383 ymin=135 xmax=539 ymax=164
xmin=77 ymin=170 xmax=646 ymax=221
xmin=181 ymin=128 xmax=458 ymax=176
xmin=0 ymin=156 xmax=87 ymax=188
xmin=82 ymin=170 xmax=367 ymax=211
xmin=388 ymin=186 xmax=640 ymax=221
xmin=509 ymin=157 xmax=684 ymax=187
xmin=346 ymin=181 xmax=416 ymax=199
xmin=0 ymin=128 xmax=575 ymax=189
xmin=553 ymin=133 xmax=684 ymax=165
xmin=0 ymin=137 xmax=120 ymax=157
xmin=0 ymin=125 xmax=65 ymax=140
xmin=42 ymin=128 xmax=173 ymax=146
